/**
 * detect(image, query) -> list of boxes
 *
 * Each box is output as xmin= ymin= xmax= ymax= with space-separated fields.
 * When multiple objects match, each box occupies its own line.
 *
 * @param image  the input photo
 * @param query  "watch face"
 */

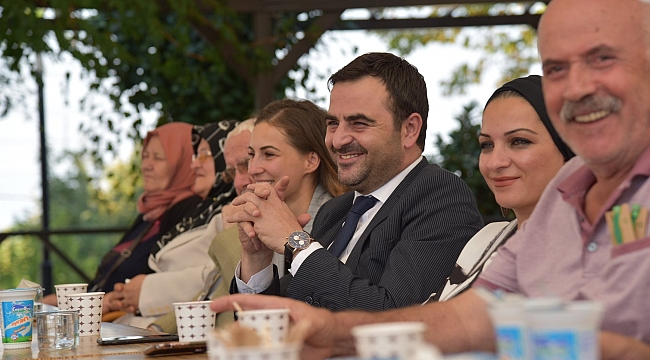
xmin=287 ymin=231 xmax=311 ymax=250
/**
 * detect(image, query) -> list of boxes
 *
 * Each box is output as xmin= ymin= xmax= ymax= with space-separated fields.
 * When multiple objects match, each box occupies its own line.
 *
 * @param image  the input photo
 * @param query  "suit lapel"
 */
xmin=345 ymin=158 xmax=428 ymax=271
xmin=315 ymin=192 xmax=354 ymax=249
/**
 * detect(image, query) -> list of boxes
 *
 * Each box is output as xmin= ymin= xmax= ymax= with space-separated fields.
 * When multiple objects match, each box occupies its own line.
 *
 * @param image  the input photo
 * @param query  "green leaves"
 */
xmin=378 ymin=3 xmax=545 ymax=95
xmin=2 ymin=0 xmax=325 ymax=163
xmin=433 ymin=101 xmax=501 ymax=220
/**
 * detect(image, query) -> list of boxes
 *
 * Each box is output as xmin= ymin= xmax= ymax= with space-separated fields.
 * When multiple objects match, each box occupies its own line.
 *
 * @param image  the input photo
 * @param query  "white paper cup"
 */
xmin=35 ymin=310 xmax=79 ymax=350
xmin=351 ymin=321 xmax=427 ymax=360
xmin=0 ymin=288 xmax=38 ymax=349
xmin=528 ymin=301 xmax=604 ymax=360
xmin=54 ymin=283 xmax=88 ymax=310
xmin=207 ymin=342 xmax=300 ymax=360
xmin=173 ymin=300 xmax=216 ymax=342
xmin=236 ymin=308 xmax=290 ymax=344
xmin=206 ymin=329 xmax=300 ymax=360
xmin=65 ymin=292 xmax=104 ymax=336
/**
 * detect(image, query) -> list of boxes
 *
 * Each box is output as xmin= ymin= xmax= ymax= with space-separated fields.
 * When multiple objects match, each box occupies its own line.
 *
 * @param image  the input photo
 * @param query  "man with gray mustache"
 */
xmin=226 ymin=52 xmax=483 ymax=311
xmin=212 ymin=0 xmax=650 ymax=358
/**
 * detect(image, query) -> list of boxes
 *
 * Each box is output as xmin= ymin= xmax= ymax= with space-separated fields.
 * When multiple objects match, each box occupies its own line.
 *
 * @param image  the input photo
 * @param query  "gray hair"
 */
xmin=226 ymin=118 xmax=255 ymax=140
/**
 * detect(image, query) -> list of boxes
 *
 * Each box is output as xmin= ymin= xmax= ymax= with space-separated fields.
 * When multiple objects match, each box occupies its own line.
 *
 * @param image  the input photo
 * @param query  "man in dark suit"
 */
xmin=228 ymin=52 xmax=483 ymax=311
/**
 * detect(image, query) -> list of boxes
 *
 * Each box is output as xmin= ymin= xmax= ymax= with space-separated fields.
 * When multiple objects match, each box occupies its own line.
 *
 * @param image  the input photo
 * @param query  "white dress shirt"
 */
xmin=236 ymin=158 xmax=421 ymax=293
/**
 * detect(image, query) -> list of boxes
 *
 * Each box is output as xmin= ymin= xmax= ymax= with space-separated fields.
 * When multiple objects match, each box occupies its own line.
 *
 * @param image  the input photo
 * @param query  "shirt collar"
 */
xmin=557 ymin=145 xmax=650 ymax=200
xmin=353 ymin=157 xmax=422 ymax=205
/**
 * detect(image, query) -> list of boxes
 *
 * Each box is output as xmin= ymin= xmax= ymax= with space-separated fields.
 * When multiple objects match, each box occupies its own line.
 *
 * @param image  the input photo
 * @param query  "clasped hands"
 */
xmin=225 ymin=176 xmax=311 ymax=254
xmin=103 ymin=274 xmax=145 ymax=313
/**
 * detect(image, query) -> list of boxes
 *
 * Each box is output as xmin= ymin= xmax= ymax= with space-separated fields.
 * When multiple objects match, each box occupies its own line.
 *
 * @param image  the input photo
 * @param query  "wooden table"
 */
xmin=0 ymin=323 xmax=209 ymax=360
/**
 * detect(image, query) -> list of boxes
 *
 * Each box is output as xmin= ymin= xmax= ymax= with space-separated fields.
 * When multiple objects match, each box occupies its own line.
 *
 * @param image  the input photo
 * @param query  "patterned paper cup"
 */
xmin=236 ymin=308 xmax=290 ymax=344
xmin=54 ymin=283 xmax=88 ymax=310
xmin=65 ymin=292 xmax=104 ymax=336
xmin=173 ymin=301 xmax=216 ymax=342
xmin=352 ymin=321 xmax=427 ymax=359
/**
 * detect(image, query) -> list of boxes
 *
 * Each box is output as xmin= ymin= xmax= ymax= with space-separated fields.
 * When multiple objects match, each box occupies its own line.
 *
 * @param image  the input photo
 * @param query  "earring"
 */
xmin=500 ymin=206 xmax=511 ymax=218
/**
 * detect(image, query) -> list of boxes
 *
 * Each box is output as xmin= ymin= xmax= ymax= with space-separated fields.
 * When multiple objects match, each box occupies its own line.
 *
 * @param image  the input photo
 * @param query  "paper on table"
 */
xmin=17 ymin=279 xmax=42 ymax=289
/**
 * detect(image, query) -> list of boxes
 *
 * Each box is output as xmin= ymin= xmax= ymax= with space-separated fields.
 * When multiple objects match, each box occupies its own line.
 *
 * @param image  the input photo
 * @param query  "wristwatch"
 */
xmin=284 ymin=230 xmax=314 ymax=265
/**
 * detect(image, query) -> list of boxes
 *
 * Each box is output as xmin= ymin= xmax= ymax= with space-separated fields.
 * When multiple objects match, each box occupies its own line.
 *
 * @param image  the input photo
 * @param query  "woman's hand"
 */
xmin=102 ymin=290 xmax=124 ymax=312
xmin=114 ymin=274 xmax=146 ymax=313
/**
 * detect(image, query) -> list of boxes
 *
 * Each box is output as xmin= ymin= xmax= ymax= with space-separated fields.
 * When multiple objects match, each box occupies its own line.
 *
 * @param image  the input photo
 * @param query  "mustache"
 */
xmin=560 ymin=94 xmax=622 ymax=122
xmin=331 ymin=142 xmax=367 ymax=155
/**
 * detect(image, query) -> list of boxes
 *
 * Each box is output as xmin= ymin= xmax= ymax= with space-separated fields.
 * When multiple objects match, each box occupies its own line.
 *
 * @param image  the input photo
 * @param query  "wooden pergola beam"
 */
xmin=333 ymin=13 xmax=542 ymax=30
xmin=226 ymin=0 xmax=549 ymax=12
xmin=273 ymin=11 xmax=343 ymax=84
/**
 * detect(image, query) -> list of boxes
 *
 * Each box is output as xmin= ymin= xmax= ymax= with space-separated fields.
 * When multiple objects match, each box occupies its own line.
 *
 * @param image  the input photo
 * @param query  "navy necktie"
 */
xmin=329 ymin=195 xmax=378 ymax=258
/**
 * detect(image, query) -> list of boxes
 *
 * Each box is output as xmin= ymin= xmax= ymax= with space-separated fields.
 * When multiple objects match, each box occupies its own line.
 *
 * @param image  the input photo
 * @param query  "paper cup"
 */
xmin=236 ymin=308 xmax=290 ymax=344
xmin=54 ymin=283 xmax=88 ymax=310
xmin=0 ymin=288 xmax=38 ymax=349
xmin=528 ymin=301 xmax=604 ymax=360
xmin=65 ymin=292 xmax=104 ymax=336
xmin=351 ymin=321 xmax=426 ymax=359
xmin=173 ymin=300 xmax=216 ymax=342
xmin=207 ymin=343 xmax=300 ymax=360
xmin=207 ymin=330 xmax=300 ymax=360
xmin=35 ymin=310 xmax=79 ymax=350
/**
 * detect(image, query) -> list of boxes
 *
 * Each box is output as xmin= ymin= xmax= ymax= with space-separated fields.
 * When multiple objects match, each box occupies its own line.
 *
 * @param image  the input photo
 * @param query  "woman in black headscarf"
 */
xmin=430 ymin=75 xmax=575 ymax=302
xmin=109 ymin=120 xmax=238 ymax=328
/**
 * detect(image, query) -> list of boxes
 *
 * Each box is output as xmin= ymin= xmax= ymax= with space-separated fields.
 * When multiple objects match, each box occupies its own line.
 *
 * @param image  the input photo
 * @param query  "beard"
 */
xmin=331 ymin=138 xmax=403 ymax=193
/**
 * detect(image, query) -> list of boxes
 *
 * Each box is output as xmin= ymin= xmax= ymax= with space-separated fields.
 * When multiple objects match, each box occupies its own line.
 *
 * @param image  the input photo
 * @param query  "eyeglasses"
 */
xmin=222 ymin=158 xmax=249 ymax=183
xmin=192 ymin=149 xmax=213 ymax=163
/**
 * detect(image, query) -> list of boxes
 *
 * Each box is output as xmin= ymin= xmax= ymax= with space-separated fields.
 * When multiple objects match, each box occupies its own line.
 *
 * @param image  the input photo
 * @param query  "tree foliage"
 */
xmin=433 ymin=101 xmax=501 ymax=221
xmin=0 ymin=1 xmax=326 ymax=163
xmin=377 ymin=2 xmax=545 ymax=95
xmin=0 ymin=151 xmax=140 ymax=289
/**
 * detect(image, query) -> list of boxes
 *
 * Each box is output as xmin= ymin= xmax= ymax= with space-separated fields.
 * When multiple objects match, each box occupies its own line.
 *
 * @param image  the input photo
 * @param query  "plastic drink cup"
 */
xmin=351 ymin=321 xmax=427 ymax=360
xmin=487 ymin=300 xmax=529 ymax=360
xmin=236 ymin=308 xmax=290 ymax=344
xmin=31 ymin=287 xmax=45 ymax=313
xmin=54 ymin=283 xmax=87 ymax=310
xmin=528 ymin=301 xmax=604 ymax=360
xmin=173 ymin=301 xmax=216 ymax=343
xmin=65 ymin=292 xmax=104 ymax=336
xmin=0 ymin=288 xmax=38 ymax=349
xmin=35 ymin=310 xmax=79 ymax=350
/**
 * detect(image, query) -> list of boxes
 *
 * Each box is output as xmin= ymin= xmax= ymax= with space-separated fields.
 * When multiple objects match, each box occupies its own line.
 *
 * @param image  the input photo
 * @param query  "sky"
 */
xmin=0 ymin=26 xmax=537 ymax=231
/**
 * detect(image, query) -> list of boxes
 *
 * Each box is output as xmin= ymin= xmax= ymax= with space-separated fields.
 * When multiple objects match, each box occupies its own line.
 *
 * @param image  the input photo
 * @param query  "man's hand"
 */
xmin=600 ymin=331 xmax=650 ymax=359
xmin=211 ymin=294 xmax=342 ymax=359
xmin=113 ymin=274 xmax=146 ymax=313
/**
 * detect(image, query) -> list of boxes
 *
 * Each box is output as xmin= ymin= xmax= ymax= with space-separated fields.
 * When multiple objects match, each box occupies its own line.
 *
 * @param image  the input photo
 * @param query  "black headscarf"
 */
xmin=151 ymin=120 xmax=238 ymax=255
xmin=485 ymin=75 xmax=575 ymax=162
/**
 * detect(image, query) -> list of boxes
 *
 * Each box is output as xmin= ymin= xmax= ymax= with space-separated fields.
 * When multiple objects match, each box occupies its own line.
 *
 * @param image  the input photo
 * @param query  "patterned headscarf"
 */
xmin=485 ymin=75 xmax=575 ymax=162
xmin=152 ymin=120 xmax=238 ymax=254
xmin=137 ymin=122 xmax=196 ymax=221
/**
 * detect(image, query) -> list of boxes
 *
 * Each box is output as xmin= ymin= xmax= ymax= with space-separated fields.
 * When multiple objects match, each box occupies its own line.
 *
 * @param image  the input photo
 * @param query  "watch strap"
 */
xmin=284 ymin=242 xmax=294 ymax=268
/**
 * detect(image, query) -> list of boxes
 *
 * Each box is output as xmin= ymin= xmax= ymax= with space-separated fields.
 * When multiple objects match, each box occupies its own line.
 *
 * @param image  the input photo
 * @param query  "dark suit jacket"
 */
xmin=232 ymin=157 xmax=483 ymax=311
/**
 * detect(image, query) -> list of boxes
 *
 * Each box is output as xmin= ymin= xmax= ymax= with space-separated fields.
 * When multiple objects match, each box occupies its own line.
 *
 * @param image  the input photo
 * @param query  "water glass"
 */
xmin=35 ymin=310 xmax=79 ymax=350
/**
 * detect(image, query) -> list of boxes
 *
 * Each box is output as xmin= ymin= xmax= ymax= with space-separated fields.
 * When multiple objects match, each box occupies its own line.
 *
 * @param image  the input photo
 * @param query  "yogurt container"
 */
xmin=528 ymin=301 xmax=604 ymax=360
xmin=0 ymin=288 xmax=38 ymax=349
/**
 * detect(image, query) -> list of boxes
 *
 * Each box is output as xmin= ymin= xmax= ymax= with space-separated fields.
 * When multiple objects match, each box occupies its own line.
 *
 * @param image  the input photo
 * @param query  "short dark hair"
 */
xmin=328 ymin=52 xmax=428 ymax=150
